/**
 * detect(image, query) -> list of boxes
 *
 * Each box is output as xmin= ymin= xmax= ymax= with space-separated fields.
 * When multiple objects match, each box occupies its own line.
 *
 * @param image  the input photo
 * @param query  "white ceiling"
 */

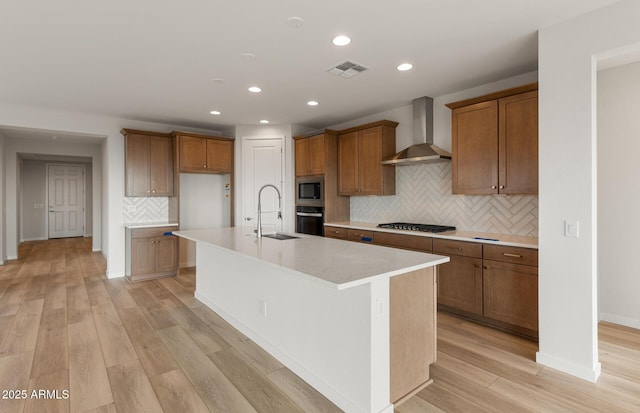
xmin=0 ymin=0 xmax=621 ymax=132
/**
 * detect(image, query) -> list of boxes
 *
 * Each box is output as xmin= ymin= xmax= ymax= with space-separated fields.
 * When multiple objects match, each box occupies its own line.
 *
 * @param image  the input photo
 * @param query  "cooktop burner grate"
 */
xmin=377 ymin=222 xmax=456 ymax=233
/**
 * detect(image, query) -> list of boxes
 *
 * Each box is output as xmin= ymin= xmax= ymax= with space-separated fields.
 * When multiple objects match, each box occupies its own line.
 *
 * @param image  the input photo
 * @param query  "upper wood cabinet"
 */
xmin=295 ymin=134 xmax=325 ymax=176
xmin=122 ymin=129 xmax=174 ymax=197
xmin=447 ymin=83 xmax=538 ymax=195
xmin=337 ymin=120 xmax=397 ymax=196
xmin=174 ymin=132 xmax=234 ymax=174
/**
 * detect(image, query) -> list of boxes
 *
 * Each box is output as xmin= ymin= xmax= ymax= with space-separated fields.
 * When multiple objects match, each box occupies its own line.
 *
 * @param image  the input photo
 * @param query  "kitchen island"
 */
xmin=174 ymin=227 xmax=449 ymax=413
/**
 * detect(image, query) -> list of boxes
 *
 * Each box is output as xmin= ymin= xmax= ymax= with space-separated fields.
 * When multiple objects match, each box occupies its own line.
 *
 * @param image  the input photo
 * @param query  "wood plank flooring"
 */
xmin=0 ymin=238 xmax=638 ymax=412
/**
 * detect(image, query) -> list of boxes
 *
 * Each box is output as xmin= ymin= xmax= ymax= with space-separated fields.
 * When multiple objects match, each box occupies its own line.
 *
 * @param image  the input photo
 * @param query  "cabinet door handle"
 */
xmin=503 ymin=252 xmax=522 ymax=258
xmin=499 ymin=185 xmax=505 ymax=189
xmin=491 ymin=185 xmax=497 ymax=189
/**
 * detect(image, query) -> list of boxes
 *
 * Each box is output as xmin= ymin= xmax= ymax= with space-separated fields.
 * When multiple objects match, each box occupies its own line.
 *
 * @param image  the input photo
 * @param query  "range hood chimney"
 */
xmin=382 ymin=96 xmax=451 ymax=165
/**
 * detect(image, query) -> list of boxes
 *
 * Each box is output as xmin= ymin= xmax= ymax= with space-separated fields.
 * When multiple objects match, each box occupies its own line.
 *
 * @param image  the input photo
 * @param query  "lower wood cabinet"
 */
xmin=482 ymin=245 xmax=538 ymax=337
xmin=126 ymin=226 xmax=178 ymax=282
xmin=433 ymin=239 xmax=483 ymax=316
xmin=346 ymin=229 xmax=374 ymax=243
xmin=324 ymin=226 xmax=347 ymax=240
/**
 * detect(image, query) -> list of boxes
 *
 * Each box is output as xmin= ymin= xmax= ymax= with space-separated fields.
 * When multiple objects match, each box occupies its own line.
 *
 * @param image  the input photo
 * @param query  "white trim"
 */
xmin=600 ymin=313 xmax=640 ymax=330
xmin=536 ymin=351 xmax=602 ymax=383
xmin=107 ymin=271 xmax=124 ymax=279
xmin=21 ymin=237 xmax=47 ymax=242
xmin=7 ymin=255 xmax=17 ymax=260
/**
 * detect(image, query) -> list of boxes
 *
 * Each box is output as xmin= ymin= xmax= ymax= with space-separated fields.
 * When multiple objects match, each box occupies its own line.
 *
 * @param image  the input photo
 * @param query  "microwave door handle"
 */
xmin=296 ymin=212 xmax=323 ymax=217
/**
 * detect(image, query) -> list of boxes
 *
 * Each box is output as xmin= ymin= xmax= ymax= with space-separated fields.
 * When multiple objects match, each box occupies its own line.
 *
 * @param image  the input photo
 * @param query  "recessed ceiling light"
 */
xmin=397 ymin=63 xmax=413 ymax=71
xmin=332 ymin=35 xmax=351 ymax=46
xmin=241 ymin=53 xmax=256 ymax=61
xmin=212 ymin=78 xmax=225 ymax=83
xmin=210 ymin=110 xmax=221 ymax=115
xmin=286 ymin=16 xmax=304 ymax=28
xmin=259 ymin=119 xmax=269 ymax=124
xmin=248 ymin=86 xmax=262 ymax=93
xmin=307 ymin=100 xmax=319 ymax=106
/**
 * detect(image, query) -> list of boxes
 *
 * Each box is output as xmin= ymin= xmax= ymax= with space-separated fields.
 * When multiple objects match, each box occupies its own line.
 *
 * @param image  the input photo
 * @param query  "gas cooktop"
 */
xmin=377 ymin=222 xmax=456 ymax=233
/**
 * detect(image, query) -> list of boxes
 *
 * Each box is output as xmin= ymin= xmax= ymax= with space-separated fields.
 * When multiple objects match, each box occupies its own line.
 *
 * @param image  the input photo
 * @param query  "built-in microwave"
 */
xmin=296 ymin=176 xmax=323 ymax=206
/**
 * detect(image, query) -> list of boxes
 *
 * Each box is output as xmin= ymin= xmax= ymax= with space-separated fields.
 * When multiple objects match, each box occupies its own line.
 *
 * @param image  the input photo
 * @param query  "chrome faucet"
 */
xmin=256 ymin=184 xmax=282 ymax=238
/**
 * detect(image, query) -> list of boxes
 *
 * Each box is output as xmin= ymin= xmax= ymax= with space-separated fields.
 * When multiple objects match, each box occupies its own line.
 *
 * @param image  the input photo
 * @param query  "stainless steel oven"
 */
xmin=296 ymin=206 xmax=324 ymax=236
xmin=296 ymin=176 xmax=323 ymax=207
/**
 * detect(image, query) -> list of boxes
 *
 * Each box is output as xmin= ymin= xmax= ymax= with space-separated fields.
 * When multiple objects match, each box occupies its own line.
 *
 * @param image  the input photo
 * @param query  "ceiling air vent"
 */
xmin=327 ymin=61 xmax=368 ymax=78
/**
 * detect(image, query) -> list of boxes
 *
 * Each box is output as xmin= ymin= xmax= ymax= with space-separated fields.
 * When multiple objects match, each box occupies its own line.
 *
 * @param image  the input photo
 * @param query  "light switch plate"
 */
xmin=564 ymin=221 xmax=579 ymax=238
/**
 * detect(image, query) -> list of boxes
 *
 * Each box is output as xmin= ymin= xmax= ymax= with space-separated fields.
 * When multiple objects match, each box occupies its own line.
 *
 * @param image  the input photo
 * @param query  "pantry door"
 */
xmin=241 ymin=138 xmax=284 ymax=234
xmin=48 ymin=165 xmax=85 ymax=238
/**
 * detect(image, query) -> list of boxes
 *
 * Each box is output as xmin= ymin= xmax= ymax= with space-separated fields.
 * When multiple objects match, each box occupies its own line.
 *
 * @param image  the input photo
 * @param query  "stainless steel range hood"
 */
xmin=382 ymin=96 xmax=451 ymax=165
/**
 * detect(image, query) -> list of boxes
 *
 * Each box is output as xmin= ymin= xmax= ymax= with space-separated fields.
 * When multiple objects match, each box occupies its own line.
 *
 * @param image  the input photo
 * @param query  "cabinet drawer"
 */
xmin=347 ymin=229 xmax=374 ymax=243
xmin=131 ymin=227 xmax=176 ymax=239
xmin=433 ymin=239 xmax=482 ymax=258
xmin=374 ymin=232 xmax=432 ymax=252
xmin=324 ymin=226 xmax=347 ymax=240
xmin=483 ymin=244 xmax=537 ymax=266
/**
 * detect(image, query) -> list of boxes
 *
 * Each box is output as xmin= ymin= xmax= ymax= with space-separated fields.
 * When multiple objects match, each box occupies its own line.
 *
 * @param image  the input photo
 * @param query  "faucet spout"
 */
xmin=256 ymin=184 xmax=282 ymax=238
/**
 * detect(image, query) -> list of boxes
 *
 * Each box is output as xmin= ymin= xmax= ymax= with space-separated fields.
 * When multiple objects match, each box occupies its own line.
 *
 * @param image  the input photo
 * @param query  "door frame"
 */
xmin=45 ymin=163 xmax=87 ymax=239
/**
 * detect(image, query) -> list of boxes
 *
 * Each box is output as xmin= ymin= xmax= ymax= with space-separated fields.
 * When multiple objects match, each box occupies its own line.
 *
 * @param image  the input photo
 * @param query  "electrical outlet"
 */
xmin=564 ymin=221 xmax=579 ymax=238
xmin=260 ymin=299 xmax=268 ymax=317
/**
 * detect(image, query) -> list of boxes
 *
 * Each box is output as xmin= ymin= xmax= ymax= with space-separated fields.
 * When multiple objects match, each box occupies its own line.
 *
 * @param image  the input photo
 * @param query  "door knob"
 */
xmin=245 ymin=217 xmax=253 ymax=221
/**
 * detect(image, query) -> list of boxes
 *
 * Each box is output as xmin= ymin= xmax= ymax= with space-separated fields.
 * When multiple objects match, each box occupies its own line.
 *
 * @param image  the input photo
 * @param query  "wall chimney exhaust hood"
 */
xmin=382 ymin=97 xmax=451 ymax=165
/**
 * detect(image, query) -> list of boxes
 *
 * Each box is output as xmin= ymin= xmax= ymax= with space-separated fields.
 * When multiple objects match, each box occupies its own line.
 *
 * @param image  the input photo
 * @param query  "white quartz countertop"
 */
xmin=173 ymin=227 xmax=449 ymax=290
xmin=124 ymin=222 xmax=179 ymax=229
xmin=325 ymin=221 xmax=538 ymax=249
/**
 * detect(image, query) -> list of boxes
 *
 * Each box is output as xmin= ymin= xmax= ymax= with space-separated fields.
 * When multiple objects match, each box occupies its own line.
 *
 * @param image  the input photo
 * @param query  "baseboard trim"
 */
xmin=600 ymin=312 xmax=640 ymax=330
xmin=107 ymin=272 xmax=125 ymax=279
xmin=7 ymin=255 xmax=17 ymax=260
xmin=536 ymin=351 xmax=601 ymax=383
xmin=21 ymin=237 xmax=47 ymax=242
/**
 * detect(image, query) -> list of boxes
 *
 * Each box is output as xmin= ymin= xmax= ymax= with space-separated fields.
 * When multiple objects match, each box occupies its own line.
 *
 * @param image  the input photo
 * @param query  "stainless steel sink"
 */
xmin=262 ymin=233 xmax=299 ymax=240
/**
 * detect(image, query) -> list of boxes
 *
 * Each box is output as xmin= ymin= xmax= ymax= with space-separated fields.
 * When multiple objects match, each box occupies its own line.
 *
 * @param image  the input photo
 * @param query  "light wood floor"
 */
xmin=0 ymin=238 xmax=638 ymax=413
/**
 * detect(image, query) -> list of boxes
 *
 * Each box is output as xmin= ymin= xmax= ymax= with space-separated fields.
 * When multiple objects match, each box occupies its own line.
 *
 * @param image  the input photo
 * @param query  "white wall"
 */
xmin=537 ymin=0 xmax=640 ymax=382
xmin=21 ymin=160 xmax=47 ymax=241
xmin=234 ymin=125 xmax=295 ymax=234
xmin=179 ymin=173 xmax=231 ymax=266
xmin=597 ymin=61 xmax=640 ymax=329
xmin=0 ymin=102 xmax=221 ymax=276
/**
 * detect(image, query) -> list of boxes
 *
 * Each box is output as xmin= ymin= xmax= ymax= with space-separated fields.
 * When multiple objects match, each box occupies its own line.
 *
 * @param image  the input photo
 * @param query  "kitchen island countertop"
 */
xmin=174 ymin=227 xmax=448 ymax=290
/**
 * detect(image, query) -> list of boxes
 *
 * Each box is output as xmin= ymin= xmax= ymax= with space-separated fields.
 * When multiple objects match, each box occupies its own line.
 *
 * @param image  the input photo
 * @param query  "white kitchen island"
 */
xmin=174 ymin=227 xmax=449 ymax=413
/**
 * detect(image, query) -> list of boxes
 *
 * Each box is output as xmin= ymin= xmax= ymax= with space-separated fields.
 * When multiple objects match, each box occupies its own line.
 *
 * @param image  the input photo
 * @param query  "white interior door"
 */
xmin=48 ymin=165 xmax=84 ymax=238
xmin=242 ymin=138 xmax=284 ymax=234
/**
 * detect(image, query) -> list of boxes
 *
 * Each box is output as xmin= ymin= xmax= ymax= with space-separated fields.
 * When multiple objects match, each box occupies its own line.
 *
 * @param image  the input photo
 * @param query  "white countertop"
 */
xmin=174 ymin=227 xmax=449 ymax=290
xmin=124 ymin=222 xmax=179 ymax=229
xmin=325 ymin=221 xmax=538 ymax=249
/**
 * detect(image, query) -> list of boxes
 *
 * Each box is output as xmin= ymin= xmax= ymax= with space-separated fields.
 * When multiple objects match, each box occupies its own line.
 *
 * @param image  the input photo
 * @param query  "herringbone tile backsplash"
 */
xmin=123 ymin=197 xmax=169 ymax=223
xmin=351 ymin=163 xmax=538 ymax=237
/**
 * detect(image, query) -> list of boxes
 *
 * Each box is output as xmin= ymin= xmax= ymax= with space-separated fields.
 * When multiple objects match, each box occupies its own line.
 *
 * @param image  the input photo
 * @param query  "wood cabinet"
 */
xmin=390 ymin=267 xmax=436 ymax=403
xmin=346 ymin=229 xmax=374 ymax=243
xmin=483 ymin=245 xmax=538 ymax=336
xmin=374 ymin=231 xmax=432 ymax=252
xmin=447 ymin=83 xmax=538 ymax=195
xmin=295 ymin=134 xmax=325 ymax=176
xmin=433 ymin=239 xmax=483 ymax=316
xmin=126 ymin=226 xmax=178 ymax=282
xmin=175 ymin=133 xmax=233 ymax=174
xmin=338 ymin=121 xmax=397 ymax=196
xmin=324 ymin=225 xmax=347 ymax=240
xmin=122 ymin=129 xmax=174 ymax=197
